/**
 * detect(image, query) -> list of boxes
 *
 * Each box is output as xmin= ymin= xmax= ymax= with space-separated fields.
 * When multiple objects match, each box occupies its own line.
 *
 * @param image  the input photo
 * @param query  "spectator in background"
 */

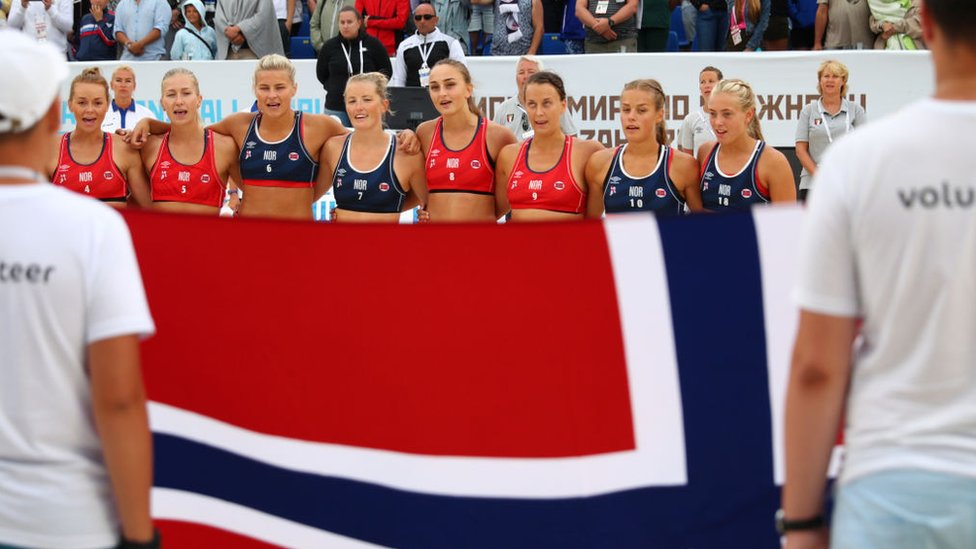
xmin=468 ymin=1 xmax=492 ymax=54
xmin=493 ymin=55 xmax=577 ymax=142
xmin=560 ymin=0 xmax=585 ymax=53
xmin=726 ymin=0 xmax=770 ymax=51
xmin=163 ymin=0 xmax=184 ymax=59
xmin=690 ymin=0 xmax=728 ymax=51
xmin=637 ymin=0 xmax=671 ymax=52
xmin=76 ymin=0 xmax=118 ymax=61
xmin=7 ymin=0 xmax=74 ymax=56
xmin=788 ymin=0 xmax=816 ymax=48
xmin=201 ymin=0 xmax=216 ymax=26
xmin=764 ymin=0 xmax=789 ymax=49
xmin=102 ymin=66 xmax=157 ymax=133
xmin=311 ymin=0 xmax=355 ymax=52
xmin=794 ymin=60 xmax=866 ymax=201
xmin=114 ymin=0 xmax=170 ymax=60
xmin=681 ymin=0 xmax=697 ymax=44
xmin=356 ymin=0 xmax=409 ymax=56
xmin=0 ymin=0 xmax=10 ymax=27
xmin=171 ymin=0 xmax=217 ymax=60
xmin=480 ymin=0 xmax=543 ymax=56
xmin=431 ymin=0 xmax=472 ymax=53
xmin=273 ymin=0 xmax=297 ymax=56
xmin=391 ymin=2 xmax=466 ymax=87
xmin=814 ymin=0 xmax=872 ymax=50
xmin=215 ymin=0 xmax=284 ymax=59
xmin=318 ymin=6 xmax=391 ymax=124
xmin=576 ymin=0 xmax=638 ymax=52
xmin=869 ymin=0 xmax=923 ymax=49
xmin=291 ymin=0 xmax=305 ymax=36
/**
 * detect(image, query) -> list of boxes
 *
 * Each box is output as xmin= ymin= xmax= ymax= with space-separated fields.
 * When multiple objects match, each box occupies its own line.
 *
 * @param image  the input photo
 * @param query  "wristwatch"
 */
xmin=607 ymin=17 xmax=616 ymax=29
xmin=775 ymin=509 xmax=825 ymax=534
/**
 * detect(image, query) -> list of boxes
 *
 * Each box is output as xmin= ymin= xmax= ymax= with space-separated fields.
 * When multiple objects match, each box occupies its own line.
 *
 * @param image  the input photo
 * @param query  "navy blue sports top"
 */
xmin=603 ymin=144 xmax=685 ymax=216
xmin=699 ymin=141 xmax=770 ymax=211
xmin=239 ymin=112 xmax=318 ymax=188
xmin=331 ymin=134 xmax=407 ymax=213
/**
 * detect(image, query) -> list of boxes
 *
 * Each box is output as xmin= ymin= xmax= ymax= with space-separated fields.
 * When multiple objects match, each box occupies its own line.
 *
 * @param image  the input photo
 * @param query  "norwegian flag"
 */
xmin=124 ymin=207 xmax=809 ymax=548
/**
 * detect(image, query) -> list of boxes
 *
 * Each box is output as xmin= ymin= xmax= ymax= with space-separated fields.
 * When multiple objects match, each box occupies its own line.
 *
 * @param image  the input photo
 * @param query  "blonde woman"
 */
xmin=140 ymin=68 xmax=241 ymax=215
xmin=49 ymin=67 xmax=150 ymax=208
xmin=697 ymin=79 xmax=795 ymax=210
xmin=795 ymin=60 xmax=867 ymax=201
xmin=102 ymin=66 xmax=157 ymax=133
xmin=586 ymin=79 xmax=701 ymax=217
xmin=320 ymin=73 xmax=427 ymax=222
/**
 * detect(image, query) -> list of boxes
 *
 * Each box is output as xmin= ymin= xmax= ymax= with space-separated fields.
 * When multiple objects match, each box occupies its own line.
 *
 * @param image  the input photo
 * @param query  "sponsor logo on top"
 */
xmin=655 ymin=188 xmax=667 ymax=198
xmin=470 ymin=160 xmax=481 ymax=169
xmin=379 ymin=183 xmax=390 ymax=192
xmin=554 ymin=181 xmax=565 ymax=191
xmin=201 ymin=174 xmax=211 ymax=184
xmin=289 ymin=152 xmax=300 ymax=161
xmin=104 ymin=171 xmax=114 ymax=180
xmin=741 ymin=188 xmax=753 ymax=199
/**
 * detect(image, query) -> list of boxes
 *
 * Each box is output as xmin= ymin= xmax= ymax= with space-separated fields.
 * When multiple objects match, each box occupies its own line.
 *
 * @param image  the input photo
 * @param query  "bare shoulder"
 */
xmin=588 ymin=146 xmax=615 ymax=167
xmin=670 ymin=147 xmax=699 ymax=171
xmin=212 ymin=131 xmax=238 ymax=151
xmin=696 ymin=139 xmax=717 ymax=163
xmin=304 ymin=112 xmax=348 ymax=137
xmin=416 ymin=119 xmax=436 ymax=142
xmin=573 ymin=137 xmax=605 ymax=157
xmin=760 ymin=143 xmax=790 ymax=170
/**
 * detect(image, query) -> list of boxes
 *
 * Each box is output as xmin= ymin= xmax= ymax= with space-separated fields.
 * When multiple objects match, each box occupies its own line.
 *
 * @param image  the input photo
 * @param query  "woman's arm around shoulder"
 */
xmin=212 ymin=131 xmax=241 ymax=186
xmin=415 ymin=119 xmax=437 ymax=156
xmin=669 ymin=147 xmax=703 ymax=212
xmin=761 ymin=146 xmax=797 ymax=203
xmin=313 ymin=133 xmax=347 ymax=201
xmin=207 ymin=112 xmax=256 ymax=146
xmin=302 ymin=113 xmax=351 ymax=157
xmin=398 ymin=145 xmax=428 ymax=211
xmin=114 ymin=134 xmax=152 ymax=208
xmin=485 ymin=121 xmax=517 ymax=160
xmin=494 ymin=142 xmax=521 ymax=219
xmin=584 ymin=146 xmax=614 ymax=219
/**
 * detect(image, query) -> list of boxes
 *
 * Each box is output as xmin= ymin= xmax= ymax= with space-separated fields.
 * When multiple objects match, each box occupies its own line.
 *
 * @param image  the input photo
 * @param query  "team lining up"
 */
xmin=54 ymin=53 xmax=805 ymax=223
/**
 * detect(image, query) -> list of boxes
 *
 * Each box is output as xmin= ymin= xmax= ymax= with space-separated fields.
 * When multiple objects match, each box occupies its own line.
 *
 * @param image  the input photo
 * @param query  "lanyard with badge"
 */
xmin=818 ymin=99 xmax=851 ymax=143
xmin=699 ymin=107 xmax=715 ymax=140
xmin=516 ymin=104 xmax=534 ymax=140
xmin=594 ymin=0 xmax=624 ymax=16
xmin=340 ymin=40 xmax=364 ymax=76
xmin=32 ymin=4 xmax=49 ymax=43
xmin=418 ymin=37 xmax=434 ymax=87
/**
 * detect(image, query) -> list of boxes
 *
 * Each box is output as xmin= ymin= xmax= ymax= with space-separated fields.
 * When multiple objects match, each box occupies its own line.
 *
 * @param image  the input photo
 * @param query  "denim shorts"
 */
xmin=832 ymin=469 xmax=976 ymax=549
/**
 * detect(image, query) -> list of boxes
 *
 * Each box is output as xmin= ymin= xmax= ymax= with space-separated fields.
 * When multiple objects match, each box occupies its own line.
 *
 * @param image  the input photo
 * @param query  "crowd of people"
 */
xmin=0 ymin=0 xmax=926 ymax=62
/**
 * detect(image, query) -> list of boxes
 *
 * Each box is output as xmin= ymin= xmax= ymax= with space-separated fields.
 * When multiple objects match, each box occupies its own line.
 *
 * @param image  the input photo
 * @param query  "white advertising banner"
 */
xmin=63 ymin=51 xmax=933 ymax=148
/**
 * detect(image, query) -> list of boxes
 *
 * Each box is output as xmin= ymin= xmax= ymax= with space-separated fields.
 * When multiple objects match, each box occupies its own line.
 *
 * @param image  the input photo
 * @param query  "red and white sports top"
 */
xmin=425 ymin=116 xmax=495 ymax=195
xmin=507 ymin=136 xmax=585 ymax=215
xmin=53 ymin=132 xmax=127 ymax=202
xmin=149 ymin=129 xmax=225 ymax=208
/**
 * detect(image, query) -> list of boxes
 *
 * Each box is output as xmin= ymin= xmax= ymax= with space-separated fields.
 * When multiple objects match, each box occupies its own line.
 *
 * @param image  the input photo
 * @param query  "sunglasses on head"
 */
xmin=414 ymin=14 xmax=435 ymax=21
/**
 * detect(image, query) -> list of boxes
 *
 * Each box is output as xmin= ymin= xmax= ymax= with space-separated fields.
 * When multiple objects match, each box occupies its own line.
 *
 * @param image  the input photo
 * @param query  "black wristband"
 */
xmin=118 ymin=529 xmax=161 ymax=549
xmin=775 ymin=509 xmax=825 ymax=534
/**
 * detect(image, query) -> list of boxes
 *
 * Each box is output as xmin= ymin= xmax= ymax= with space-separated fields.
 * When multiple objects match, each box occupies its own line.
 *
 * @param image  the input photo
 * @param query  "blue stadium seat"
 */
xmin=290 ymin=36 xmax=316 ymax=59
xmin=482 ymin=33 xmax=492 ymax=56
xmin=666 ymin=31 xmax=679 ymax=52
xmin=540 ymin=33 xmax=567 ymax=55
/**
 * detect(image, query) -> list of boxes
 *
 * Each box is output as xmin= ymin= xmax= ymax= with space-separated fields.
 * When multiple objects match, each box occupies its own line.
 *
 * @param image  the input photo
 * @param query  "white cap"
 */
xmin=0 ymin=30 xmax=70 ymax=133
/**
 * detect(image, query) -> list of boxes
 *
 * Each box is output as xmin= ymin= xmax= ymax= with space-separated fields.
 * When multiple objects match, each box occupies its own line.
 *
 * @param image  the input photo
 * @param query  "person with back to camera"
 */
xmin=696 ymin=79 xmax=796 ymax=210
xmin=494 ymin=71 xmax=604 ymax=222
xmin=317 ymin=6 xmax=392 ymax=126
xmin=678 ymin=65 xmax=722 ymax=158
xmin=416 ymin=59 xmax=517 ymax=223
xmin=0 ymin=31 xmax=159 ymax=549
xmin=49 ymin=67 xmax=151 ymax=209
xmin=794 ymin=60 xmax=866 ymax=201
xmin=319 ymin=73 xmax=428 ymax=223
xmin=586 ymin=79 xmax=702 ymax=218
xmin=140 ymin=68 xmax=242 ymax=216
xmin=782 ymin=2 xmax=976 ymax=547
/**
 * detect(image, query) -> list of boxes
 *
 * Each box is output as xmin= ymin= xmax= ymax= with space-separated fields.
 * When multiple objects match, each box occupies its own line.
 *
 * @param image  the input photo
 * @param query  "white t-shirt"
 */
xmin=795 ymin=98 xmax=976 ymax=486
xmin=0 ymin=183 xmax=155 ymax=549
xmin=677 ymin=108 xmax=714 ymax=156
